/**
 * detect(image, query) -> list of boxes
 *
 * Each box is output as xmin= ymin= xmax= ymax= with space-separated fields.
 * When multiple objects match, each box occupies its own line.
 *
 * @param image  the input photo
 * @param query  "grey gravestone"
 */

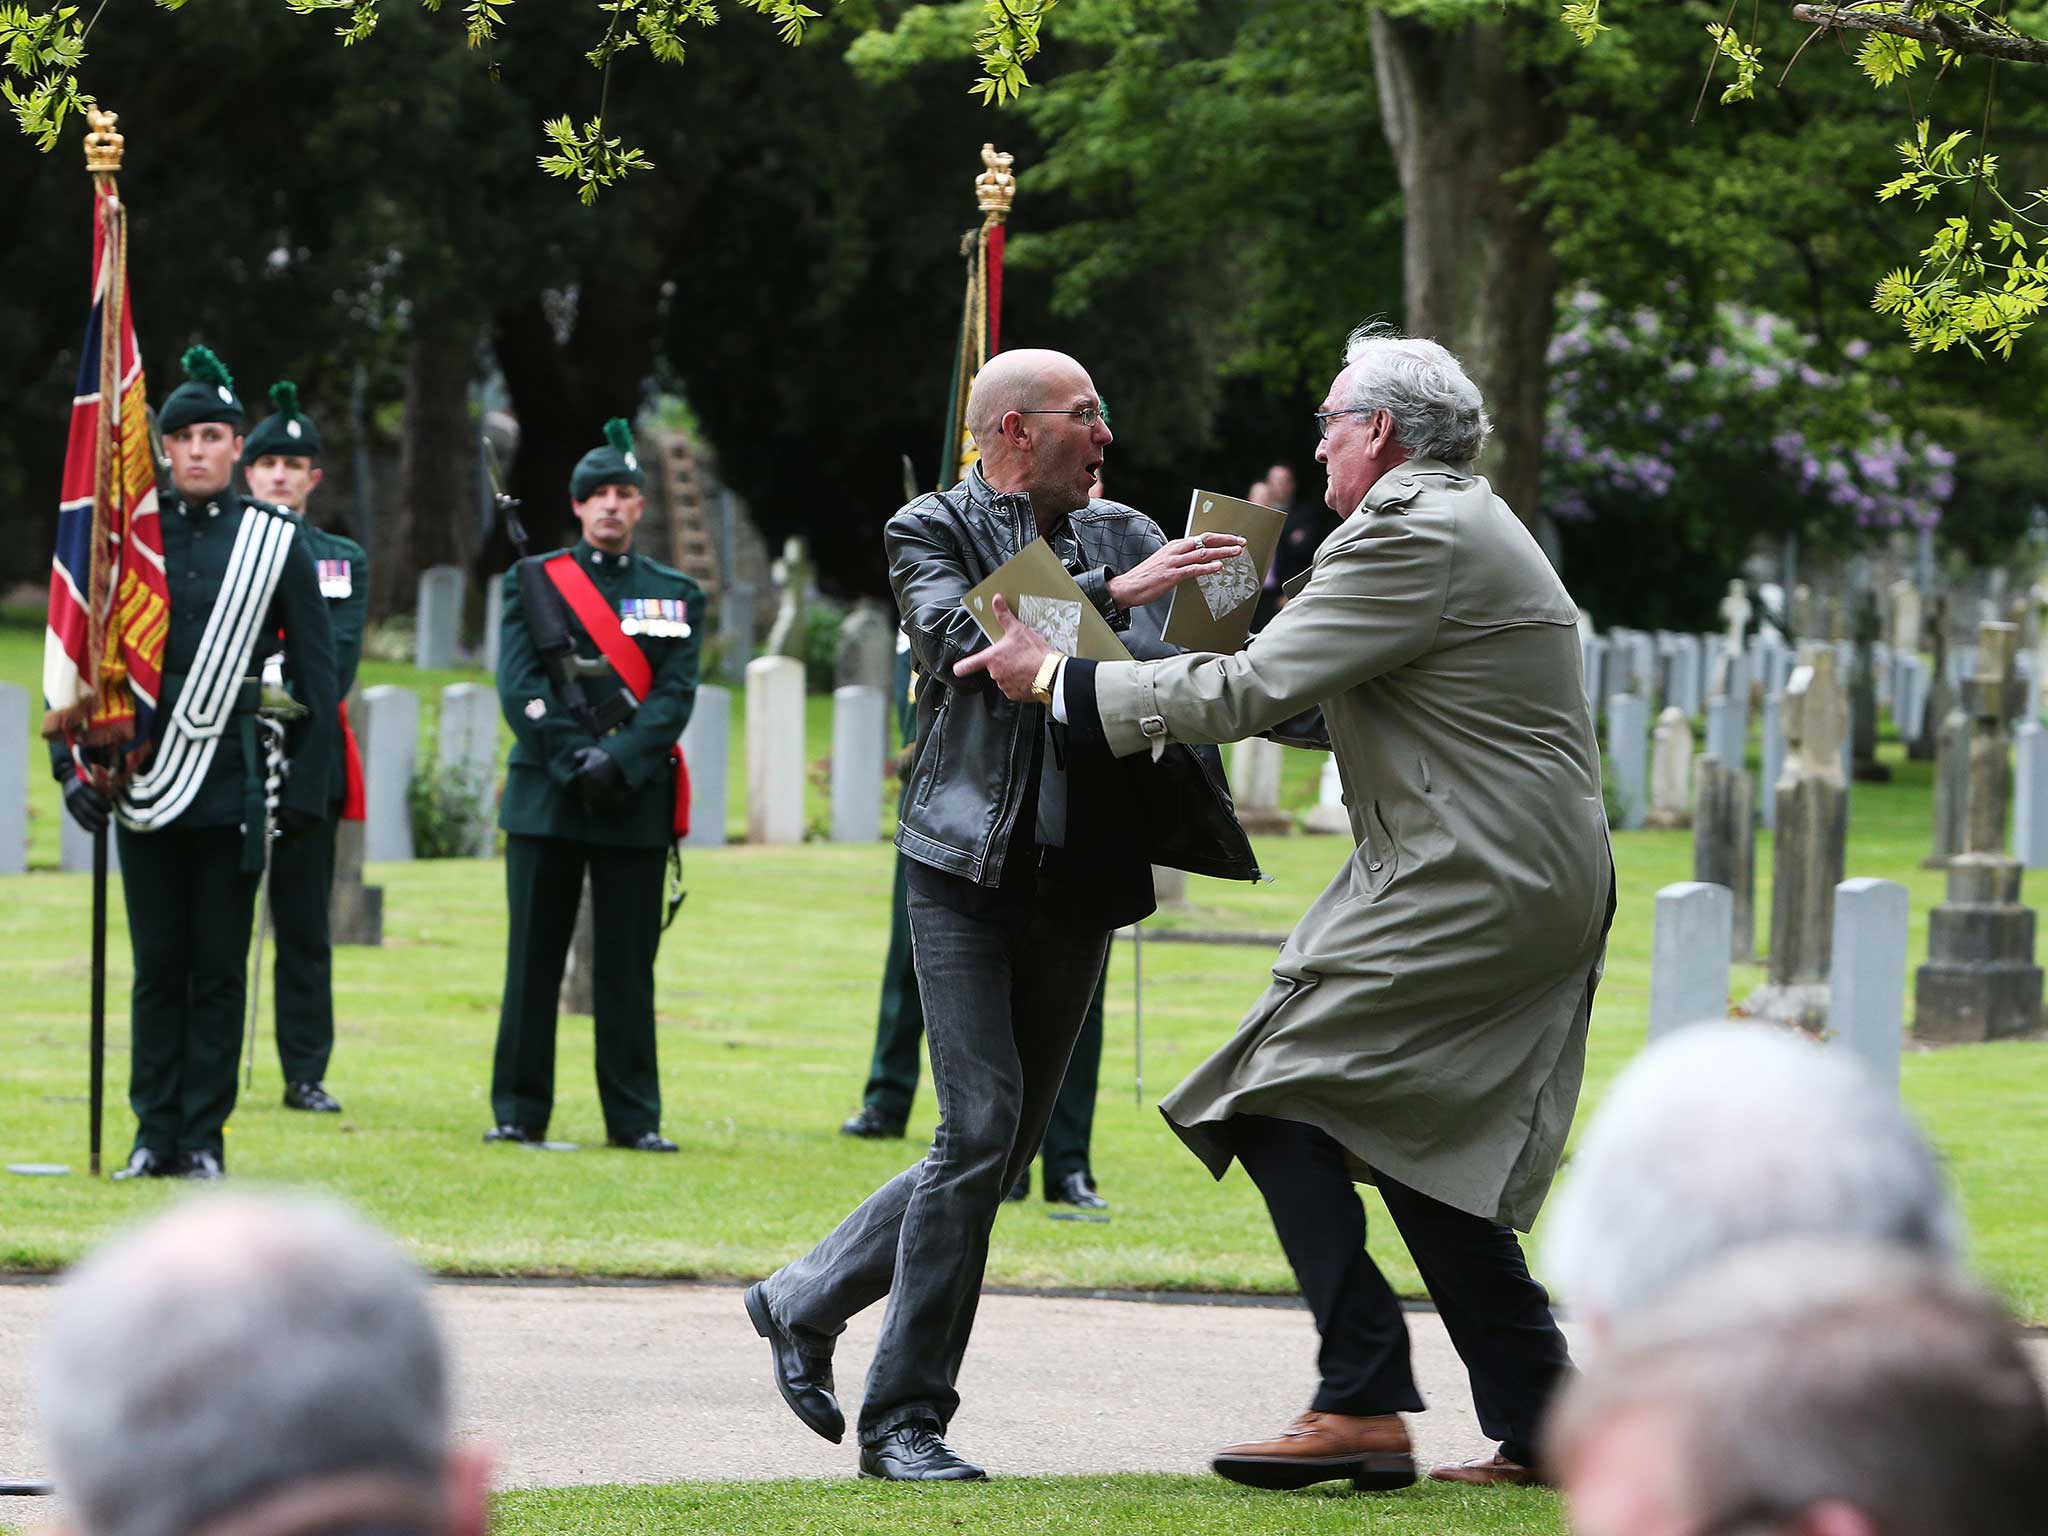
xmin=1694 ymin=754 xmax=1755 ymax=962
xmin=1649 ymin=882 xmax=1732 ymax=1041
xmin=414 ymin=565 xmax=463 ymax=671
xmin=331 ymin=683 xmax=384 ymax=945
xmin=1747 ymin=647 xmax=1848 ymax=1031
xmin=1759 ymin=692 xmax=1784 ymax=833
xmin=680 ymin=683 xmax=730 ymax=850
xmin=1152 ymin=864 xmax=1189 ymax=907
xmin=1830 ymin=877 xmax=1909 ymax=1096
xmin=1303 ymin=757 xmax=1350 ymax=835
xmin=1648 ymin=707 xmax=1693 ymax=828
xmin=763 ymin=537 xmax=811 ymax=661
xmin=1229 ymin=736 xmax=1295 ymax=836
xmin=2014 ymin=720 xmax=2048 ymax=870
xmin=1630 ymin=633 xmax=1658 ymax=707
xmin=1926 ymin=704 xmax=1969 ymax=869
xmin=1581 ymin=634 xmax=1607 ymax=710
xmin=745 ymin=655 xmax=806 ymax=844
xmin=482 ymin=574 xmax=506 ymax=677
xmin=1665 ymin=635 xmax=1703 ymax=719
xmin=560 ymin=872 xmax=595 ymax=1017
xmin=1890 ymin=579 xmax=1921 ymax=656
xmin=0 ymin=682 xmax=26 ymax=875
xmin=1608 ymin=693 xmax=1649 ymax=832
xmin=830 ymin=685 xmax=887 ymax=843
xmin=834 ymin=602 xmax=896 ymax=697
xmin=438 ymin=682 xmax=499 ymax=856
xmin=1850 ymin=591 xmax=1890 ymax=782
xmin=360 ymin=684 xmax=418 ymax=862
xmin=1704 ymin=696 xmax=1739 ymax=773
xmin=718 ymin=583 xmax=757 ymax=686
xmin=1914 ymin=623 xmax=2043 ymax=1042
xmin=1911 ymin=596 xmax=1951 ymax=762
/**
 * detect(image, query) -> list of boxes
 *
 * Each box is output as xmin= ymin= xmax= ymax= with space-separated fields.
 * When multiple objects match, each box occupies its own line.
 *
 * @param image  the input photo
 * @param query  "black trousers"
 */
xmin=116 ymin=823 xmax=261 ymax=1163
xmin=862 ymin=850 xmax=1105 ymax=1182
xmin=267 ymin=806 xmax=339 ymax=1084
xmin=1226 ymin=1115 xmax=1572 ymax=1468
xmin=491 ymin=833 xmax=666 ymax=1139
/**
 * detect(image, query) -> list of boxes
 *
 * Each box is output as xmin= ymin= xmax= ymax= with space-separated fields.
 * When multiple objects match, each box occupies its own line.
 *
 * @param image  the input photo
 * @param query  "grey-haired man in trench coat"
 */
xmin=959 ymin=326 xmax=1614 ymax=1494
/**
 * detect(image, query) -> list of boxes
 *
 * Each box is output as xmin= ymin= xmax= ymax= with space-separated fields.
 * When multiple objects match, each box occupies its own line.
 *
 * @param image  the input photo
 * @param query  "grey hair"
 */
xmin=37 ymin=1193 xmax=448 ymax=1536
xmin=1339 ymin=324 xmax=1491 ymax=464
xmin=1540 ymin=1022 xmax=1961 ymax=1326
xmin=1547 ymin=1241 xmax=2047 ymax=1536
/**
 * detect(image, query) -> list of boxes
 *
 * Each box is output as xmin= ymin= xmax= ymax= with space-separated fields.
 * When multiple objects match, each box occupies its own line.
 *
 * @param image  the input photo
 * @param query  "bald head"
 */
xmin=962 ymin=348 xmax=1112 ymax=526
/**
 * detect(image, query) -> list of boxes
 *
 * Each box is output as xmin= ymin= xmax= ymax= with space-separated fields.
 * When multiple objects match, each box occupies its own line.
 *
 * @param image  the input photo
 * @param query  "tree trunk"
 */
xmin=1371 ymin=9 xmax=1557 ymax=535
xmin=378 ymin=303 xmax=479 ymax=619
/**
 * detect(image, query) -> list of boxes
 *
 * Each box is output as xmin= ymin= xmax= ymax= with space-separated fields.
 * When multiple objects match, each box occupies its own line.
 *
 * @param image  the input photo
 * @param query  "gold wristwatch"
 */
xmin=1030 ymin=651 xmax=1067 ymax=707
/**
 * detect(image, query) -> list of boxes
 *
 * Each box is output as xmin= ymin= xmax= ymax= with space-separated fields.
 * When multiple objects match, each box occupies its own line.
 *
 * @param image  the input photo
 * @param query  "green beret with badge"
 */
xmin=157 ymin=345 xmax=245 ymax=436
xmin=569 ymin=416 xmax=647 ymax=502
xmin=241 ymin=379 xmax=324 ymax=464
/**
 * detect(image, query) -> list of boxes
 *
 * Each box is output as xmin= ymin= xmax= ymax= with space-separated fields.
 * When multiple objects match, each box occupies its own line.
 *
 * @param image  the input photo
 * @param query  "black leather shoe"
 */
xmin=111 ymin=1147 xmax=169 ymax=1181
xmin=859 ymin=1424 xmax=987 ymax=1482
xmin=1007 ymin=1170 xmax=1029 ymax=1202
xmin=744 ymin=1282 xmax=845 ymax=1443
xmin=283 ymin=1080 xmax=343 ymax=1113
xmin=608 ymin=1131 xmax=679 ymax=1152
xmin=839 ymin=1105 xmax=907 ymax=1139
xmin=483 ymin=1123 xmax=540 ymax=1144
xmin=179 ymin=1150 xmax=226 ymax=1180
xmin=1048 ymin=1171 xmax=1108 ymax=1210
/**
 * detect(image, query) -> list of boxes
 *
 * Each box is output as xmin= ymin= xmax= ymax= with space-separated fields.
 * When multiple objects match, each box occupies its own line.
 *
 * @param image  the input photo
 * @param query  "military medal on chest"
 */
xmin=316 ymin=558 xmax=352 ymax=599
xmin=618 ymin=597 xmax=690 ymax=639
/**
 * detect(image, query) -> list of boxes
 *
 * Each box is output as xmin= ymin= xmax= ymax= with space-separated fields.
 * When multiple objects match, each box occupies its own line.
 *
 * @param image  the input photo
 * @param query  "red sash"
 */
xmin=339 ymin=699 xmax=366 ymax=821
xmin=542 ymin=554 xmax=690 ymax=838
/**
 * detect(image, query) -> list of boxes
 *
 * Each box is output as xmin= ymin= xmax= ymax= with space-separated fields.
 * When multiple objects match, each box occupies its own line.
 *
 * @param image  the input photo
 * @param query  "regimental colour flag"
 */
xmin=939 ymin=144 xmax=1017 ymax=488
xmin=43 ymin=179 xmax=168 ymax=771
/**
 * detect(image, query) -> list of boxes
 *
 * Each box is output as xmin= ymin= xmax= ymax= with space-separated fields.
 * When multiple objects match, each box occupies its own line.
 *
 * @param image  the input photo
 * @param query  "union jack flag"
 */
xmin=43 ymin=181 xmax=167 ymax=774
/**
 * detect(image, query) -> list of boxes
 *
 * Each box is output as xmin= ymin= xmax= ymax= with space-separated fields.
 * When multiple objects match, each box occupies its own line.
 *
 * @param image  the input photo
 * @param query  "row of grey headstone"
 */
xmin=1650 ymin=875 xmax=1909 ymax=1094
xmin=740 ymin=655 xmax=896 ymax=845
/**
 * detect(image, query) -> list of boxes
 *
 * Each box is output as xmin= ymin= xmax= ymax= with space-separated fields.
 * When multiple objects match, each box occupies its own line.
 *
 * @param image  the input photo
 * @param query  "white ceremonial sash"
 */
xmin=119 ymin=508 xmax=297 ymax=832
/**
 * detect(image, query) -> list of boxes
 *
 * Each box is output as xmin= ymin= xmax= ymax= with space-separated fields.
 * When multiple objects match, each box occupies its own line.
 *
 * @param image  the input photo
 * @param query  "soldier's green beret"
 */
xmin=570 ymin=417 xmax=647 ymax=502
xmin=241 ymin=380 xmax=323 ymax=464
xmin=157 ymin=345 xmax=245 ymax=436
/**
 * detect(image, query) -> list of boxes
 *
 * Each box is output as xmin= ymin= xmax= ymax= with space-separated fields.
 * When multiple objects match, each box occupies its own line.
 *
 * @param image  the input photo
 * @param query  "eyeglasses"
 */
xmin=1015 ymin=402 xmax=1110 ymax=429
xmin=1314 ymin=407 xmax=1377 ymax=441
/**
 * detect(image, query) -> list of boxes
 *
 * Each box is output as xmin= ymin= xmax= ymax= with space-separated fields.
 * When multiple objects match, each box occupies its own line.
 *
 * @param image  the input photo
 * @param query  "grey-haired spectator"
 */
xmin=1549 ymin=1241 xmax=2046 ymax=1536
xmin=1540 ymin=1022 xmax=1962 ymax=1338
xmin=37 ymin=1193 xmax=488 ymax=1536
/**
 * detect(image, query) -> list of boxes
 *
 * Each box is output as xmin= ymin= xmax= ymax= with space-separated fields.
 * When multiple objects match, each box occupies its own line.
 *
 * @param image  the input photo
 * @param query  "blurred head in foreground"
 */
xmin=37 ymin=1192 xmax=487 ymax=1536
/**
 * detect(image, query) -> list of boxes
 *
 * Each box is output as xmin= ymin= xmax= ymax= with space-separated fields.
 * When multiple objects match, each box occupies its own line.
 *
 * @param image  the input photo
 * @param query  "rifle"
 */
xmin=489 ymin=442 xmax=631 ymax=738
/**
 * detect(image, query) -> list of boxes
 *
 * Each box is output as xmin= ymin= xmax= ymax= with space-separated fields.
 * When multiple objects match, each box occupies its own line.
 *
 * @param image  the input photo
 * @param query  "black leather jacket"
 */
xmin=886 ymin=468 xmax=1262 ymax=892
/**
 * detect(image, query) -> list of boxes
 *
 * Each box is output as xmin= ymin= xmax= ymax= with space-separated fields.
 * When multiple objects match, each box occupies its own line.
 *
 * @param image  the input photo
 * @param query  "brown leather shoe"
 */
xmin=1212 ymin=1410 xmax=1415 ymax=1492
xmin=1429 ymin=1451 xmax=1550 ymax=1488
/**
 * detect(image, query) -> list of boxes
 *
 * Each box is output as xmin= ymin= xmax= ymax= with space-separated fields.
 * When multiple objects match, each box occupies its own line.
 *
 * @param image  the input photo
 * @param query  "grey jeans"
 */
xmin=764 ymin=882 xmax=1111 ymax=1443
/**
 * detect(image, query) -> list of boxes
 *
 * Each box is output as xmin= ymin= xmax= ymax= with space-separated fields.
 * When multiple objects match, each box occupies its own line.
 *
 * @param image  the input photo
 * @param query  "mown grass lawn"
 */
xmin=493 ymin=1474 xmax=1564 ymax=1536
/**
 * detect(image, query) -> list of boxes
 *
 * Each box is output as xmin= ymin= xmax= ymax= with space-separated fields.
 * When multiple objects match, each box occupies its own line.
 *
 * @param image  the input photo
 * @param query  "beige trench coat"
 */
xmin=1092 ymin=460 xmax=1612 ymax=1230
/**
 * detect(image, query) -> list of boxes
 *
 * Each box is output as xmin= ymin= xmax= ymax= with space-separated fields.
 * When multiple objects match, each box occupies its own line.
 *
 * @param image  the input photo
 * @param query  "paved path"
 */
xmin=2 ymin=1278 xmax=1539 ymax=1524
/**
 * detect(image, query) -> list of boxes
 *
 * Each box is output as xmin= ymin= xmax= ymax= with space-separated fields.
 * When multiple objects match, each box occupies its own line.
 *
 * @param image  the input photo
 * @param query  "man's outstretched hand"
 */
xmin=1105 ymin=531 xmax=1247 ymax=610
xmin=953 ymin=594 xmax=1053 ymax=702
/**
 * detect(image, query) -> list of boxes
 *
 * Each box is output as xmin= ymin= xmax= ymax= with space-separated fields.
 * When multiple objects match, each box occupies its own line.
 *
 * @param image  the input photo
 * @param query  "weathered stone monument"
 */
xmin=763 ymin=537 xmax=811 ymax=661
xmin=1790 ymin=583 xmax=1816 ymax=640
xmin=1649 ymin=881 xmax=1732 ymax=1041
xmin=1648 ymin=707 xmax=1693 ymax=828
xmin=834 ymin=600 xmax=896 ymax=696
xmin=1693 ymin=753 xmax=1754 ymax=962
xmin=415 ymin=564 xmax=463 ymax=671
xmin=1580 ymin=632 xmax=1607 ymax=709
xmin=1830 ymin=877 xmax=1909 ymax=1096
xmin=1758 ymin=691 xmax=1783 ymax=833
xmin=745 ymin=654 xmax=806 ymax=844
xmin=1664 ymin=634 xmax=1703 ymax=719
xmin=829 ymin=685 xmax=887 ymax=843
xmin=1303 ymin=757 xmax=1349 ymax=835
xmin=360 ymin=683 xmax=418 ymax=863
xmin=1229 ymin=737 xmax=1295 ymax=836
xmin=680 ymin=683 xmax=730 ymax=850
xmin=1719 ymin=578 xmax=1751 ymax=657
xmin=718 ymin=582 xmax=758 ymax=686
xmin=1607 ymin=692 xmax=1649 ymax=832
xmin=2014 ymin=717 xmax=2048 ymax=870
xmin=437 ymin=681 xmax=499 ymax=856
xmin=1914 ymin=623 xmax=2043 ymax=1042
xmin=1746 ymin=647 xmax=1848 ymax=1030
xmin=1850 ymin=589 xmax=1891 ymax=782
xmin=1910 ymin=593 xmax=1951 ymax=762
xmin=1890 ymin=578 xmax=1921 ymax=657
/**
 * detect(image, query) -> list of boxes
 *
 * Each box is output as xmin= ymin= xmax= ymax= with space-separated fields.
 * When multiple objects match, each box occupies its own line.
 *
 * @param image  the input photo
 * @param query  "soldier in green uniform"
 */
xmin=242 ymin=381 xmax=368 ymax=1114
xmin=53 ymin=346 xmax=337 ymax=1180
xmin=487 ymin=418 xmax=701 ymax=1152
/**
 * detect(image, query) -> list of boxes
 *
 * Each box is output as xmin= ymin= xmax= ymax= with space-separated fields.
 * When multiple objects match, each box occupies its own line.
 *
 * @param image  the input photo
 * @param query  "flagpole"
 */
xmin=90 ymin=828 xmax=106 ymax=1176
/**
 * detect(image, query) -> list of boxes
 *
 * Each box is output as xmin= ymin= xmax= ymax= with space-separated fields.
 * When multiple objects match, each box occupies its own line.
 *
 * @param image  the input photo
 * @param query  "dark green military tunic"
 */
xmin=73 ymin=488 xmax=337 ymax=1166
xmin=491 ymin=538 xmax=702 ymax=1139
xmin=266 ymin=516 xmax=369 ymax=1086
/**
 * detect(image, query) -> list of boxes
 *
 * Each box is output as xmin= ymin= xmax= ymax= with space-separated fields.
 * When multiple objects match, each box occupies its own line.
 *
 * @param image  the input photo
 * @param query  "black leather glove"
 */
xmin=569 ymin=744 xmax=626 ymax=812
xmin=63 ymin=776 xmax=112 ymax=835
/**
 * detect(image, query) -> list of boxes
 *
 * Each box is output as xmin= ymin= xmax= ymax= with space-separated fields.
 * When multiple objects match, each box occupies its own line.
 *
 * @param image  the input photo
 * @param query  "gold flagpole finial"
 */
xmin=975 ymin=143 xmax=1016 ymax=221
xmin=84 ymin=109 xmax=125 ymax=176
